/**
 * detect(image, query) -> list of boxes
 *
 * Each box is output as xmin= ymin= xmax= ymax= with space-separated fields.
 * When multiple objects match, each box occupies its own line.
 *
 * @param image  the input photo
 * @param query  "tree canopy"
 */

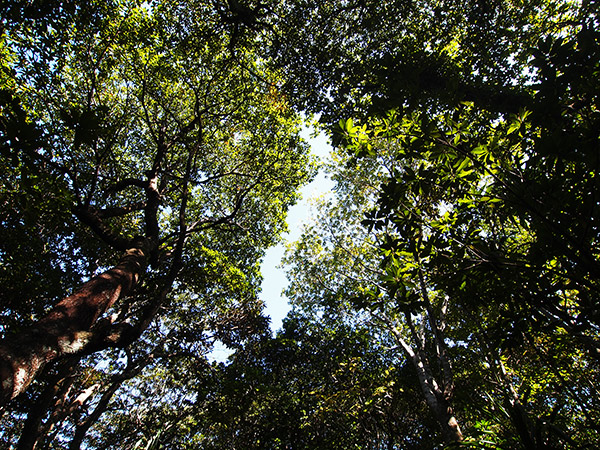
xmin=0 ymin=0 xmax=599 ymax=448
xmin=0 ymin=0 xmax=313 ymax=446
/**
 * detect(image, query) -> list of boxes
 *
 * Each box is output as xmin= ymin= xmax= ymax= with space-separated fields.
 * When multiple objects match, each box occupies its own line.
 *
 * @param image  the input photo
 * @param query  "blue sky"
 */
xmin=260 ymin=127 xmax=334 ymax=332
xmin=209 ymin=127 xmax=333 ymax=362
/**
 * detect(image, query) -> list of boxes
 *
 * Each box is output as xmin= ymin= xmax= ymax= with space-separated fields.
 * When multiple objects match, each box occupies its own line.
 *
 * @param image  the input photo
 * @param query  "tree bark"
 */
xmin=68 ymin=357 xmax=150 ymax=450
xmin=0 ymin=242 xmax=150 ymax=406
xmin=410 ymin=351 xmax=463 ymax=444
xmin=68 ymin=385 xmax=120 ymax=450
xmin=15 ymin=357 xmax=79 ymax=450
xmin=391 ymin=324 xmax=463 ymax=444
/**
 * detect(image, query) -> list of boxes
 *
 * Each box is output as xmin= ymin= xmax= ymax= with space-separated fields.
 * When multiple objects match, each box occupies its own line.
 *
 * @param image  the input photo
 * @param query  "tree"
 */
xmin=279 ymin=0 xmax=600 ymax=446
xmin=284 ymin=113 xmax=600 ymax=447
xmin=271 ymin=0 xmax=584 ymax=122
xmin=2 ymin=0 xmax=600 ymax=447
xmin=0 ymin=0 xmax=313 ymax=446
xmin=283 ymin=144 xmax=467 ymax=445
xmin=184 ymin=313 xmax=435 ymax=450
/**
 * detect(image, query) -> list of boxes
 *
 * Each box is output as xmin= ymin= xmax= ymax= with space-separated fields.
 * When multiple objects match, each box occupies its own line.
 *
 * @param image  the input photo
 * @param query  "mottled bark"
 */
xmin=408 ymin=265 xmax=462 ymax=444
xmin=16 ymin=358 xmax=79 ymax=450
xmin=386 ymin=266 xmax=463 ymax=446
xmin=0 ymin=242 xmax=150 ymax=406
xmin=394 ymin=330 xmax=463 ymax=444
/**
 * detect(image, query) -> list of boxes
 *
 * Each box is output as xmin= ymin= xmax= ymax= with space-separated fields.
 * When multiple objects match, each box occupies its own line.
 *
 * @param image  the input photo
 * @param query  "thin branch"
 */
xmin=104 ymin=178 xmax=148 ymax=194
xmin=93 ymin=203 xmax=146 ymax=219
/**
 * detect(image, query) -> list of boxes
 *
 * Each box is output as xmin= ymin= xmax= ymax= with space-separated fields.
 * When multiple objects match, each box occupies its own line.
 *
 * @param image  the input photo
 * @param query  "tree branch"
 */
xmin=74 ymin=205 xmax=133 ymax=251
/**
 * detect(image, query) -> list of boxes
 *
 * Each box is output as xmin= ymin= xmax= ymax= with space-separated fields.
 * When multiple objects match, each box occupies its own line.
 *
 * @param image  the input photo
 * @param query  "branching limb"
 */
xmin=74 ymin=205 xmax=134 ymax=251
xmin=104 ymin=178 xmax=148 ymax=194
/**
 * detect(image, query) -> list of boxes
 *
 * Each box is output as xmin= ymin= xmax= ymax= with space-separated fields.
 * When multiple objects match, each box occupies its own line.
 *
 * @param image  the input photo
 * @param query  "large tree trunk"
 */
xmin=0 ymin=243 xmax=149 ymax=406
xmin=409 ymin=348 xmax=463 ymax=444
xmin=390 ymin=316 xmax=463 ymax=445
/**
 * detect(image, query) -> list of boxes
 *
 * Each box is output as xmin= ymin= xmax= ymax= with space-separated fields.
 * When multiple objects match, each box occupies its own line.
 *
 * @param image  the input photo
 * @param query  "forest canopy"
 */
xmin=0 ymin=0 xmax=599 ymax=448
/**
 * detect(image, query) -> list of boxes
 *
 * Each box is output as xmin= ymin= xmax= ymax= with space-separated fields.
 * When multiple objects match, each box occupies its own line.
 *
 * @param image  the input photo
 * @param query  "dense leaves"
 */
xmin=184 ymin=314 xmax=438 ymax=450
xmin=0 ymin=0 xmax=313 ymax=447
xmin=280 ymin=0 xmax=600 ymax=447
xmin=1 ymin=0 xmax=599 ymax=448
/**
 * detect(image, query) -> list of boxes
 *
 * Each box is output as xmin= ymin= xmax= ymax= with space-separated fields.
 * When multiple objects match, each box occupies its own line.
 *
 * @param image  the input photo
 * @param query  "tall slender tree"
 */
xmin=0 ymin=1 xmax=312 ymax=445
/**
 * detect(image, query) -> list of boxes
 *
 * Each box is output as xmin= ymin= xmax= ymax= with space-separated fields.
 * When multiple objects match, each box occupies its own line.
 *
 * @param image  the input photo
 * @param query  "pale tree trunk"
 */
xmin=392 ymin=326 xmax=463 ymax=444
xmin=68 ymin=382 xmax=122 ymax=450
xmin=0 ymin=243 xmax=150 ymax=406
xmin=383 ymin=262 xmax=463 ymax=445
xmin=69 ymin=352 xmax=154 ymax=450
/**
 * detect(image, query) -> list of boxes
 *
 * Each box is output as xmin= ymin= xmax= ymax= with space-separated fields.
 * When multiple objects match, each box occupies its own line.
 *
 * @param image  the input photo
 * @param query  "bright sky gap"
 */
xmin=209 ymin=126 xmax=333 ymax=362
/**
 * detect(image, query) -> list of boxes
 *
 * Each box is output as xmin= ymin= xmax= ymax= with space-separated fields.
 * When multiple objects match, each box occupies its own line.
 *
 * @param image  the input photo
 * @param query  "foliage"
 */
xmin=1 ymin=0 xmax=599 ymax=448
xmin=281 ymin=0 xmax=600 ymax=447
xmin=0 ymin=0 xmax=313 ymax=447
xmin=183 ymin=314 xmax=438 ymax=450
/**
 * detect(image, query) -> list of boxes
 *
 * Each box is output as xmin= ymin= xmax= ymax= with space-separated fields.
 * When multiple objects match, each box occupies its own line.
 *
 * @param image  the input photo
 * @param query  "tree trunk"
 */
xmin=68 ymin=382 xmax=120 ymax=450
xmin=15 ymin=357 xmax=79 ymax=450
xmin=0 ymin=242 xmax=149 ymax=406
xmin=69 ymin=351 xmax=154 ymax=450
xmin=389 ymin=271 xmax=463 ymax=446
xmin=415 ymin=363 xmax=463 ymax=444
xmin=391 ymin=324 xmax=463 ymax=444
xmin=436 ymin=403 xmax=463 ymax=444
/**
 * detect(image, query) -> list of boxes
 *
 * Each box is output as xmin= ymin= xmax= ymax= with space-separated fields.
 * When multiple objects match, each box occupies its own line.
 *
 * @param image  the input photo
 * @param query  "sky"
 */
xmin=209 ymin=126 xmax=334 ymax=362
xmin=260 ymin=126 xmax=334 ymax=332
